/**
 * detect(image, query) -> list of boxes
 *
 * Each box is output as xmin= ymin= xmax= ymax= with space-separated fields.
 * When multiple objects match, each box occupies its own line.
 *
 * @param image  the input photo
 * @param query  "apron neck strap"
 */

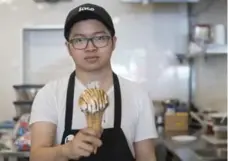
xmin=113 ymin=72 xmax=122 ymax=128
xmin=64 ymin=71 xmax=122 ymax=131
xmin=64 ymin=71 xmax=76 ymax=131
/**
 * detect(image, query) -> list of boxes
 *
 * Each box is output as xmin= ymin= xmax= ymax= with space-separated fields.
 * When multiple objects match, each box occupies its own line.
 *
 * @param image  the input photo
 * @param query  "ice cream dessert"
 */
xmin=78 ymin=82 xmax=109 ymax=153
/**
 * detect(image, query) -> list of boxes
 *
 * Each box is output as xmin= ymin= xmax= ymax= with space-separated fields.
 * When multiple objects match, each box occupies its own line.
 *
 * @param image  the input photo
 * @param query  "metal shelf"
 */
xmin=121 ymin=0 xmax=199 ymax=3
xmin=205 ymin=44 xmax=227 ymax=54
xmin=176 ymin=44 xmax=227 ymax=62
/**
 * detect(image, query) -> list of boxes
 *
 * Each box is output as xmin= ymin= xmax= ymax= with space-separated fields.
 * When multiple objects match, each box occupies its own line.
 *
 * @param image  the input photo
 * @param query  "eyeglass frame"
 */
xmin=67 ymin=35 xmax=112 ymax=50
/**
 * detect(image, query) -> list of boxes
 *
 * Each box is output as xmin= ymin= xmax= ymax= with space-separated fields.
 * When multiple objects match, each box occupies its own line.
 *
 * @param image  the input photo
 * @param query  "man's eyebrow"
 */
xmin=71 ymin=31 xmax=108 ymax=38
xmin=71 ymin=33 xmax=85 ymax=37
xmin=92 ymin=31 xmax=108 ymax=35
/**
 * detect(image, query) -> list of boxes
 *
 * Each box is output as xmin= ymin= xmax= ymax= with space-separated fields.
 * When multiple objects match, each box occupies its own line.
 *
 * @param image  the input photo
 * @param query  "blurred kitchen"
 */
xmin=0 ymin=0 xmax=227 ymax=161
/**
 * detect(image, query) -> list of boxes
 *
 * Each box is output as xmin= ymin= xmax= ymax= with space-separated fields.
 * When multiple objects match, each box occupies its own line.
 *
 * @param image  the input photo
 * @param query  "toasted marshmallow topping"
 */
xmin=78 ymin=81 xmax=109 ymax=114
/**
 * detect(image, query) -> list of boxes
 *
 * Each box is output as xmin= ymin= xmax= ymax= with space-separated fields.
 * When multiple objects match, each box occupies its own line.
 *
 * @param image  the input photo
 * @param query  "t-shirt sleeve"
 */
xmin=134 ymin=89 xmax=158 ymax=142
xmin=29 ymin=83 xmax=58 ymax=126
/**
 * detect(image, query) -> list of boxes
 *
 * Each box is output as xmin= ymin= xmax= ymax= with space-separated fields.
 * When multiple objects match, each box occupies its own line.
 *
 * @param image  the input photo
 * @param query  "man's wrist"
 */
xmin=60 ymin=142 xmax=80 ymax=160
xmin=60 ymin=143 xmax=71 ymax=160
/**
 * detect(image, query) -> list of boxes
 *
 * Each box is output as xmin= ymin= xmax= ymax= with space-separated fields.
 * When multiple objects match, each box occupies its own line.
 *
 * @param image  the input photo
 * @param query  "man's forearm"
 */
xmin=30 ymin=144 xmax=70 ymax=161
xmin=149 ymin=151 xmax=157 ymax=161
xmin=134 ymin=139 xmax=157 ymax=161
xmin=150 ymin=152 xmax=157 ymax=161
xmin=136 ymin=153 xmax=157 ymax=161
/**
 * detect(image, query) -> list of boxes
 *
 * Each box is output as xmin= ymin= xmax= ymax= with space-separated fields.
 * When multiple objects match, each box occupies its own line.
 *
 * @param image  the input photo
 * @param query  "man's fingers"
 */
xmin=81 ymin=128 xmax=97 ymax=136
xmin=81 ymin=128 xmax=103 ymax=138
xmin=83 ymin=135 xmax=102 ymax=147
xmin=77 ymin=147 xmax=91 ymax=157
xmin=98 ymin=128 xmax=103 ymax=137
xmin=78 ymin=142 xmax=94 ymax=153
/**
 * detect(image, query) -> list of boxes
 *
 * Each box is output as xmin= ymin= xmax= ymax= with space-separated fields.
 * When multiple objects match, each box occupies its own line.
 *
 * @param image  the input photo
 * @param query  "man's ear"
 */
xmin=112 ymin=36 xmax=117 ymax=51
xmin=65 ymin=41 xmax=72 ymax=56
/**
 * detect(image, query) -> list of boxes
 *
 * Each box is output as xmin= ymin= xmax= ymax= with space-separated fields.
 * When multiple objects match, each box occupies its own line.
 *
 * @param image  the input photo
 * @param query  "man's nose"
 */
xmin=85 ymin=39 xmax=97 ymax=51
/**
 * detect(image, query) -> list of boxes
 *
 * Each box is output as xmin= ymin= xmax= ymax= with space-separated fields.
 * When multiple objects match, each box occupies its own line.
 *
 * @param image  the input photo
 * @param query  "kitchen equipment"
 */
xmin=216 ymin=148 xmax=227 ymax=158
xmin=193 ymin=148 xmax=227 ymax=160
xmin=171 ymin=135 xmax=197 ymax=142
xmin=220 ymin=116 xmax=226 ymax=124
xmin=13 ymin=101 xmax=32 ymax=117
xmin=211 ymin=24 xmax=226 ymax=45
xmin=152 ymin=100 xmax=166 ymax=126
xmin=190 ymin=112 xmax=206 ymax=127
xmin=0 ymin=134 xmax=14 ymax=151
xmin=201 ymin=134 xmax=227 ymax=145
xmin=190 ymin=112 xmax=218 ymax=135
xmin=175 ymin=103 xmax=188 ymax=112
xmin=13 ymin=84 xmax=44 ymax=101
xmin=213 ymin=126 xmax=227 ymax=140
xmin=13 ymin=114 xmax=30 ymax=140
xmin=0 ymin=121 xmax=14 ymax=136
xmin=193 ymin=24 xmax=211 ymax=43
xmin=152 ymin=100 xmax=166 ymax=116
xmin=121 ymin=0 xmax=199 ymax=3
xmin=0 ymin=121 xmax=14 ymax=130
xmin=14 ymin=131 xmax=31 ymax=152
xmin=210 ymin=113 xmax=227 ymax=126
xmin=162 ymin=99 xmax=180 ymax=114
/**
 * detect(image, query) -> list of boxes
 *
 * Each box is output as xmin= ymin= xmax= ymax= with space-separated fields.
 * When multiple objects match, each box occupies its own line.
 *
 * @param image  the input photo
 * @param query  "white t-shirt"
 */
xmin=29 ymin=74 xmax=158 ymax=156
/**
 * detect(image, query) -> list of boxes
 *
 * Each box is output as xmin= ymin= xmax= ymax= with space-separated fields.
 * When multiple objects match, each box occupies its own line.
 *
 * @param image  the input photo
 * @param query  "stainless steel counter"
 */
xmin=0 ymin=151 xmax=29 ymax=157
xmin=0 ymin=151 xmax=29 ymax=161
xmin=156 ymin=127 xmax=227 ymax=161
xmin=0 ymin=128 xmax=226 ymax=161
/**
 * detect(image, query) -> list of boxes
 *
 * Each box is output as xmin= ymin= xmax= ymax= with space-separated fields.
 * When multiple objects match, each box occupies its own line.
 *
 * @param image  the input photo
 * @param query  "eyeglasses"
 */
xmin=68 ymin=35 xmax=111 ymax=50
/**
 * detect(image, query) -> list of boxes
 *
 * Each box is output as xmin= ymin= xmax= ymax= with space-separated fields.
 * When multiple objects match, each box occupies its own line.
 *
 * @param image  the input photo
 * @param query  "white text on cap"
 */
xmin=79 ymin=7 xmax=95 ymax=12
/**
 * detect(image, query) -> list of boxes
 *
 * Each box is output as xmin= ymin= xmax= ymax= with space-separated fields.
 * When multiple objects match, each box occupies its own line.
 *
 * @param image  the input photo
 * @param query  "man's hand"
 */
xmin=64 ymin=128 xmax=102 ymax=160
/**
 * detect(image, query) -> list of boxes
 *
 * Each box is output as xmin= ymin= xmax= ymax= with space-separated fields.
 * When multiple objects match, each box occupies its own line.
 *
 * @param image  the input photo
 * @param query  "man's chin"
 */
xmin=78 ymin=65 xmax=104 ymax=72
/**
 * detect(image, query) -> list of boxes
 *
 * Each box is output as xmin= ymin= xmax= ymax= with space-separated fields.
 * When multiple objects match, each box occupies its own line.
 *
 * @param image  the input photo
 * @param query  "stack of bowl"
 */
xmin=13 ymin=84 xmax=44 ymax=118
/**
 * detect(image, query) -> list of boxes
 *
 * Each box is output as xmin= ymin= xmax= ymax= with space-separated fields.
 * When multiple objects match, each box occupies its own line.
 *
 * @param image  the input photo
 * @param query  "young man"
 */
xmin=29 ymin=3 xmax=158 ymax=161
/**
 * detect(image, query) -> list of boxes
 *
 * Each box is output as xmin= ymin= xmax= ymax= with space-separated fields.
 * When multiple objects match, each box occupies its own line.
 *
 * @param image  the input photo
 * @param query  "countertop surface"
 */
xmin=0 ymin=128 xmax=227 ymax=161
xmin=0 ymin=150 xmax=29 ymax=157
xmin=156 ymin=127 xmax=227 ymax=161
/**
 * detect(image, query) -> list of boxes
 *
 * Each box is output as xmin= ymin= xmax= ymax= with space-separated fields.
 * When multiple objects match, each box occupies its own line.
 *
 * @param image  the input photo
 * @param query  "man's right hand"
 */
xmin=64 ymin=128 xmax=103 ymax=160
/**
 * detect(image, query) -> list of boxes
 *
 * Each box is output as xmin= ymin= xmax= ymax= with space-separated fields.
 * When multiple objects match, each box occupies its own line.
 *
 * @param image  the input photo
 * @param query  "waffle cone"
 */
xmin=86 ymin=111 xmax=104 ymax=133
xmin=86 ymin=111 xmax=104 ymax=154
xmin=79 ymin=86 xmax=109 ymax=154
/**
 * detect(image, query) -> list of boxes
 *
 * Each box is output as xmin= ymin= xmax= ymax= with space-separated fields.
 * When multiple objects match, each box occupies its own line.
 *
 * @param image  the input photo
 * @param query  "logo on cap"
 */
xmin=79 ymin=7 xmax=95 ymax=12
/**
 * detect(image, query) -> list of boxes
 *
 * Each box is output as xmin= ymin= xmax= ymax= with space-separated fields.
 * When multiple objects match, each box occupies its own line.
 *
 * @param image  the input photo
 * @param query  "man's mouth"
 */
xmin=84 ymin=56 xmax=99 ymax=63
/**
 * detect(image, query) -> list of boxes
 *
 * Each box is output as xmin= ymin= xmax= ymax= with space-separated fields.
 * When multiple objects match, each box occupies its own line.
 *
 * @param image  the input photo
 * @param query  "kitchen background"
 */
xmin=0 ymin=0 xmax=226 ymax=121
xmin=0 ymin=0 xmax=227 ymax=160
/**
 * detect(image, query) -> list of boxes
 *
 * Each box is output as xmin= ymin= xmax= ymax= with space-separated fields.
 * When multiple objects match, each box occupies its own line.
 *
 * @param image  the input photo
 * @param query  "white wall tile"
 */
xmin=0 ymin=0 xmax=189 ymax=121
xmin=191 ymin=0 xmax=227 ymax=112
xmin=193 ymin=56 xmax=227 ymax=112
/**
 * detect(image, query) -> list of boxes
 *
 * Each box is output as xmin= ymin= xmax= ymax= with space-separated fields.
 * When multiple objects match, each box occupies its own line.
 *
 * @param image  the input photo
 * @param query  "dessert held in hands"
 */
xmin=78 ymin=81 xmax=109 ymax=152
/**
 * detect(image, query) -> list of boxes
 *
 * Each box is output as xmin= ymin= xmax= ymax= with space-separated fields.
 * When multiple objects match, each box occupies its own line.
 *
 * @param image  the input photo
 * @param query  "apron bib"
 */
xmin=61 ymin=71 xmax=135 ymax=161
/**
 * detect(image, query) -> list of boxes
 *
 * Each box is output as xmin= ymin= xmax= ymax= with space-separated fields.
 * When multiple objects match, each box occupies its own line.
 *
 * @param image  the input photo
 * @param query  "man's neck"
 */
xmin=75 ymin=66 xmax=113 ymax=91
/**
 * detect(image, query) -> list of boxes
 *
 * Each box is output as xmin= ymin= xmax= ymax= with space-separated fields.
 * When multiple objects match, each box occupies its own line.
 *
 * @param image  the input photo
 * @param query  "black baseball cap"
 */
xmin=64 ymin=3 xmax=115 ymax=41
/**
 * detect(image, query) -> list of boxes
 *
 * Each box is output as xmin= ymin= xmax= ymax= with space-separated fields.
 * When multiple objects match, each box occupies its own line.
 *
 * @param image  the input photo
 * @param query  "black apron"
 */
xmin=61 ymin=71 xmax=135 ymax=161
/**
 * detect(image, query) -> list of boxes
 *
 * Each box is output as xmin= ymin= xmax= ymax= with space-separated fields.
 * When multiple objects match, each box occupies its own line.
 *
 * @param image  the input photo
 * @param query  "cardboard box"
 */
xmin=165 ymin=112 xmax=189 ymax=131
